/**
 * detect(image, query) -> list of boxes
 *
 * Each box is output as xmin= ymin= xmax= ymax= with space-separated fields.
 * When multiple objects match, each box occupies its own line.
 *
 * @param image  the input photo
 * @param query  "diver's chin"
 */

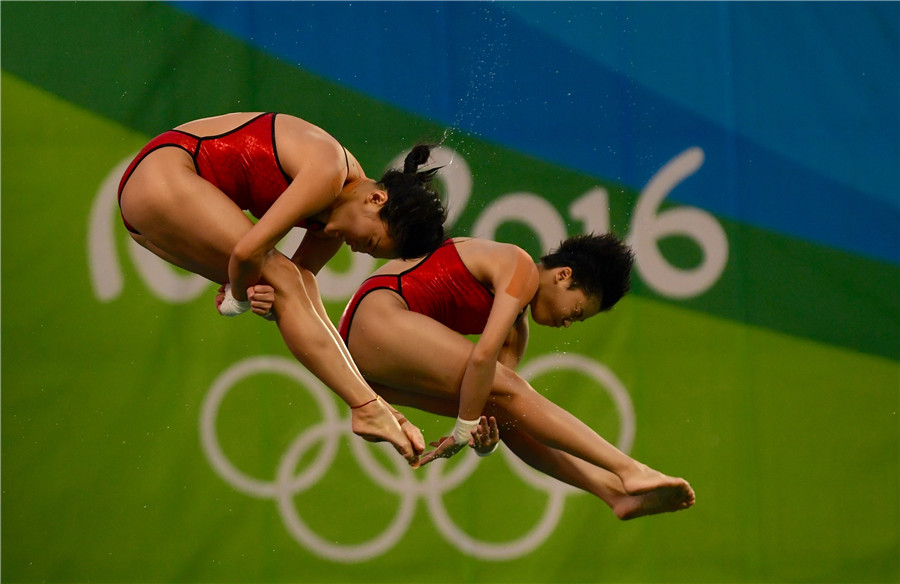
xmin=532 ymin=314 xmax=553 ymax=327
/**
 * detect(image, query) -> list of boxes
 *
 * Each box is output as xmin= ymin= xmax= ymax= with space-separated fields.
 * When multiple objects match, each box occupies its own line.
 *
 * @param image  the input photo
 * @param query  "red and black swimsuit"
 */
xmin=338 ymin=239 xmax=496 ymax=344
xmin=117 ymin=112 xmax=334 ymax=234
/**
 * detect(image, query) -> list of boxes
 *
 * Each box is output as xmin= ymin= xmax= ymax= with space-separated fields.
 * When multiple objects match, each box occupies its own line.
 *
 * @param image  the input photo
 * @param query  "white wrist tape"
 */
xmin=218 ymin=283 xmax=251 ymax=317
xmin=451 ymin=416 xmax=480 ymax=445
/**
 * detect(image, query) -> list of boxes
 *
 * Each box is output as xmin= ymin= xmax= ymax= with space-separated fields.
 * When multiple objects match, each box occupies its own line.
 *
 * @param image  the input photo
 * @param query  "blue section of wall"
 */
xmin=171 ymin=1 xmax=899 ymax=265
xmin=508 ymin=2 xmax=899 ymax=209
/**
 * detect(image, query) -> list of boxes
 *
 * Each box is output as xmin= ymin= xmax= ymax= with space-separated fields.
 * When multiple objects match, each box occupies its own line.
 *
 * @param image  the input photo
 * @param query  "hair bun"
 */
xmin=403 ymin=144 xmax=432 ymax=174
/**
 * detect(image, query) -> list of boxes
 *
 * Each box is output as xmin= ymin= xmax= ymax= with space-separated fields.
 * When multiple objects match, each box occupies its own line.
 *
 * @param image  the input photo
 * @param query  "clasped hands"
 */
xmin=416 ymin=415 xmax=500 ymax=467
xmin=215 ymin=283 xmax=276 ymax=319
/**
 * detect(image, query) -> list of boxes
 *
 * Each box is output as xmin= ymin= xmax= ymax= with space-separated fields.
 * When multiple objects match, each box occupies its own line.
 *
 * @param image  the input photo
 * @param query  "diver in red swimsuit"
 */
xmin=337 ymin=235 xmax=696 ymax=519
xmin=339 ymin=239 xmax=495 ymax=340
xmin=118 ymin=111 xmax=447 ymax=466
xmin=119 ymin=113 xmax=328 ymax=234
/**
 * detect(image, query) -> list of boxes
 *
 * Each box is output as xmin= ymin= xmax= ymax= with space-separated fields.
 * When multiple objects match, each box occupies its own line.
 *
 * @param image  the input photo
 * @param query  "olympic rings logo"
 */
xmin=199 ymin=354 xmax=635 ymax=563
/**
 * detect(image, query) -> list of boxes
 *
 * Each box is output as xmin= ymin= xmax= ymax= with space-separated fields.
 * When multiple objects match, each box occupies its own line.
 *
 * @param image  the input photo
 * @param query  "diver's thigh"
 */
xmin=347 ymin=291 xmax=473 ymax=398
xmin=120 ymin=148 xmax=254 ymax=282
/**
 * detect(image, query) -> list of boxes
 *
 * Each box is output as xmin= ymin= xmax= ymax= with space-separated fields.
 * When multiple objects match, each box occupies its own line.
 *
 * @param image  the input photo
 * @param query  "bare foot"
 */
xmin=612 ymin=481 xmax=696 ymax=520
xmin=350 ymin=397 xmax=420 ymax=465
xmin=620 ymin=461 xmax=690 ymax=495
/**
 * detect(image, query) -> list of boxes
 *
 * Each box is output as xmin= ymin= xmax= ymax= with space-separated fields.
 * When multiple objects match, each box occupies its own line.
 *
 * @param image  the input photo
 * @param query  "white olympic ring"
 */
xmin=200 ymin=354 xmax=634 ymax=563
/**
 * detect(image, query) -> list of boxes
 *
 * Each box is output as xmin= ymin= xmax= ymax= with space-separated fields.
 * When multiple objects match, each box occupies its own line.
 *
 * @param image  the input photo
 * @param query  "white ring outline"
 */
xmin=200 ymin=356 xmax=342 ymax=498
xmin=275 ymin=423 xmax=419 ymax=562
xmin=199 ymin=354 xmax=635 ymax=562
xmin=421 ymin=352 xmax=635 ymax=560
xmin=518 ymin=353 xmax=636 ymax=455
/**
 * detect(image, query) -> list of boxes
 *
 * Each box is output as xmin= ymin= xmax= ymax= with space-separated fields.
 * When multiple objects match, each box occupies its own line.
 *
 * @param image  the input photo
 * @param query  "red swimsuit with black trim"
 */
xmin=338 ymin=239 xmax=496 ymax=344
xmin=117 ymin=112 xmax=330 ymax=234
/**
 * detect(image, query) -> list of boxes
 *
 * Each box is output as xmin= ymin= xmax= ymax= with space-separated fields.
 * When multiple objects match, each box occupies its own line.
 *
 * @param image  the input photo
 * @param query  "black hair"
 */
xmin=378 ymin=144 xmax=448 ymax=259
xmin=540 ymin=233 xmax=635 ymax=311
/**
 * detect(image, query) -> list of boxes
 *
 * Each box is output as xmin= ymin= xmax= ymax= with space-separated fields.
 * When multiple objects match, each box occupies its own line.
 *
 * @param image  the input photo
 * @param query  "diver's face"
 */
xmin=530 ymin=267 xmax=601 ymax=328
xmin=325 ymin=181 xmax=396 ymax=258
xmin=341 ymin=215 xmax=395 ymax=259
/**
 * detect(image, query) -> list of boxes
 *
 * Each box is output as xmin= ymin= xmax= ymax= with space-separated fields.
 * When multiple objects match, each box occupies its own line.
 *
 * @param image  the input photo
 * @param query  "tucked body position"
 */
xmin=118 ymin=112 xmax=447 ymax=465
xmin=338 ymin=235 xmax=695 ymax=519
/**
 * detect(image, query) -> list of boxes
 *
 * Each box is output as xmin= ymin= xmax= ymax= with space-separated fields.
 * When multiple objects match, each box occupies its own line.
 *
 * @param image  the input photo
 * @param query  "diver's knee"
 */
xmin=262 ymin=253 xmax=303 ymax=285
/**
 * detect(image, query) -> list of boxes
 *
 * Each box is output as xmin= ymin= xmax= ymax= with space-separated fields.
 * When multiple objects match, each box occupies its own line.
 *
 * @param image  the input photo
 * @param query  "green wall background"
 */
xmin=2 ymin=2 xmax=898 ymax=583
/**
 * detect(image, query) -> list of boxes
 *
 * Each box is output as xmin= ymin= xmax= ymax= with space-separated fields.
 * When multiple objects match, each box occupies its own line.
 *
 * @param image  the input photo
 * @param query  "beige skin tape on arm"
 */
xmin=504 ymin=252 xmax=534 ymax=298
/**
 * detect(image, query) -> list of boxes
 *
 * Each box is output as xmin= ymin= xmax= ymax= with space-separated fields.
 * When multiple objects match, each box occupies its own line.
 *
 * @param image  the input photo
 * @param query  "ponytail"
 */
xmin=404 ymin=144 xmax=432 ymax=174
xmin=379 ymin=144 xmax=447 ymax=259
